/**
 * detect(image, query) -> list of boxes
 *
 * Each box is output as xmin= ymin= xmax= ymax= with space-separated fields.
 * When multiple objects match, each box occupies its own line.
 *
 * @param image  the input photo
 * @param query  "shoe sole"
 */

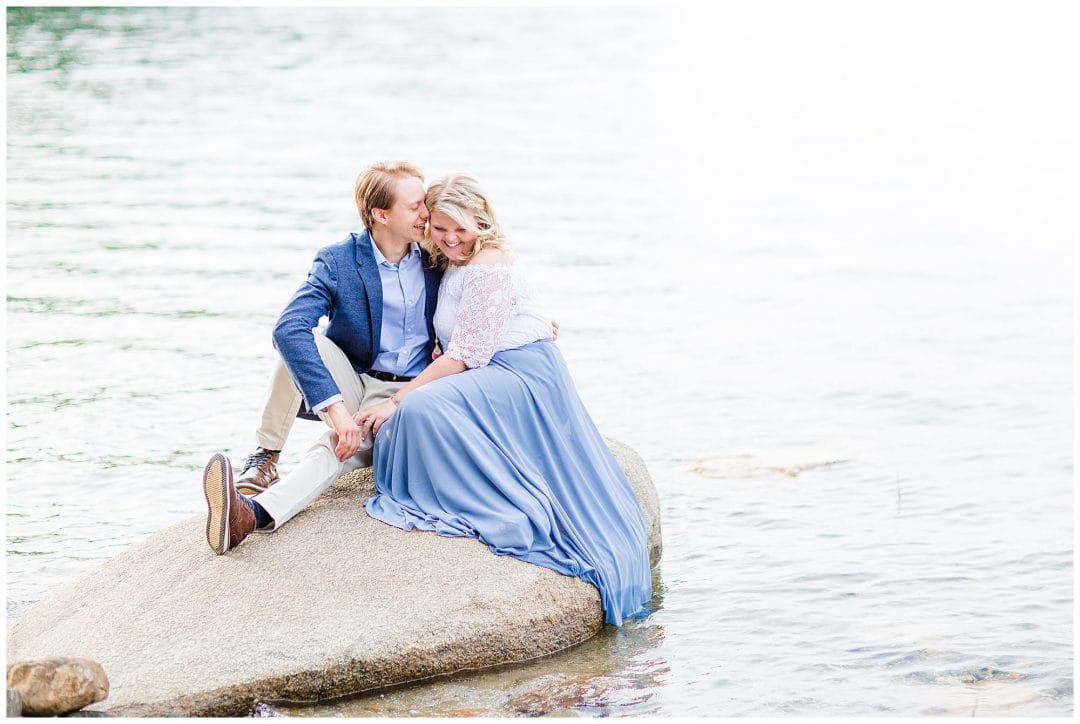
xmin=235 ymin=480 xmax=270 ymax=496
xmin=202 ymin=453 xmax=231 ymax=555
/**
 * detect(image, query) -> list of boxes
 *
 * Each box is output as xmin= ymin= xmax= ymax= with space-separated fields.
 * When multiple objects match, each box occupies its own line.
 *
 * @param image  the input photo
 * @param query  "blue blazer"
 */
xmin=273 ymin=230 xmax=442 ymax=411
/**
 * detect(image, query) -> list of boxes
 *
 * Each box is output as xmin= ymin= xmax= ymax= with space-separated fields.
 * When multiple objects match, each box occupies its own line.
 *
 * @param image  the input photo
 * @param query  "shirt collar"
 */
xmin=370 ymin=239 xmax=421 ymax=267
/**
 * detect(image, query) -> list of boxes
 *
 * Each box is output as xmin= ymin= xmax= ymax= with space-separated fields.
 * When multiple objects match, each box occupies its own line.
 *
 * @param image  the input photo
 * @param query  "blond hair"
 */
xmin=354 ymin=161 xmax=424 ymax=230
xmin=423 ymin=174 xmax=507 ymax=267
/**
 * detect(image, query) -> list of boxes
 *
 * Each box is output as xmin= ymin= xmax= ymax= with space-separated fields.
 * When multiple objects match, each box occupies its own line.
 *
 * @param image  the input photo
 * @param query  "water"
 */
xmin=6 ymin=5 xmax=1073 ymax=717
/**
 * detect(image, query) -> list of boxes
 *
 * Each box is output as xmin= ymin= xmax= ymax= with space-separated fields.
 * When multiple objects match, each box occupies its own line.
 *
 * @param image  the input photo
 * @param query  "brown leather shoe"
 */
xmin=234 ymin=447 xmax=280 ymax=496
xmin=202 ymin=452 xmax=256 ymax=554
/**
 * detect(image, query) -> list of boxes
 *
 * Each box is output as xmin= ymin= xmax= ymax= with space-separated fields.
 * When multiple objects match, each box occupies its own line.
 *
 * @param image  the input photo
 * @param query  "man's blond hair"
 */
xmin=354 ymin=161 xmax=424 ymax=230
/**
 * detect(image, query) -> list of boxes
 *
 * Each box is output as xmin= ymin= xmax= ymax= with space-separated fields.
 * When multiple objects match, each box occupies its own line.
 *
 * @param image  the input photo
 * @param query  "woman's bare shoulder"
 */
xmin=470 ymin=248 xmax=513 ymax=265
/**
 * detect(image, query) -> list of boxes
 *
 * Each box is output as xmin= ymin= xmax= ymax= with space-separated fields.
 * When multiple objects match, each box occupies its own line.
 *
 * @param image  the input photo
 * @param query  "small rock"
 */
xmin=8 ymin=687 xmax=22 ymax=717
xmin=508 ymin=672 xmax=604 ymax=716
xmin=251 ymin=701 xmax=281 ymax=717
xmin=7 ymin=657 xmax=109 ymax=717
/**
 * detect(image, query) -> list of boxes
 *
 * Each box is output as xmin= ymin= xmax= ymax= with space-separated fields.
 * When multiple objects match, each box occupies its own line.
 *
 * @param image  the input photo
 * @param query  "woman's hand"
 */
xmin=325 ymin=402 xmax=361 ymax=461
xmin=355 ymin=399 xmax=398 ymax=441
xmin=354 ymin=356 xmax=467 ymax=442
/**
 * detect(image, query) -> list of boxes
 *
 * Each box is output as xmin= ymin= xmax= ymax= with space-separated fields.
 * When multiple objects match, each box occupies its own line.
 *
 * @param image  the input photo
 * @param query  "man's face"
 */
xmin=379 ymin=176 xmax=428 ymax=244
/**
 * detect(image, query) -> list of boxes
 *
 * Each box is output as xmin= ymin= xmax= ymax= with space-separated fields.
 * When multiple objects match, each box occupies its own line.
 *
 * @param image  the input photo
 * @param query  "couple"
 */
xmin=201 ymin=162 xmax=651 ymax=626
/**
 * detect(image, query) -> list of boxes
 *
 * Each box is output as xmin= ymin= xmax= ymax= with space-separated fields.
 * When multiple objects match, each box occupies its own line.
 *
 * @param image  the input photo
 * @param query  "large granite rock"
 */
xmin=6 ymin=439 xmax=661 ymax=717
xmin=7 ymin=656 xmax=108 ymax=716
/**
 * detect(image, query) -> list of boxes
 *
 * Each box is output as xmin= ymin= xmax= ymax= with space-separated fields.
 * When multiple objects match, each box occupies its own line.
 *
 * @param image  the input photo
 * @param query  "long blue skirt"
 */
xmin=365 ymin=340 xmax=652 ymax=626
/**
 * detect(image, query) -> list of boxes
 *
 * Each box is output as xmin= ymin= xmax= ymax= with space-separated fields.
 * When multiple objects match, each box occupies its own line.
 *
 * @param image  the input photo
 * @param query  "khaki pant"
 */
xmin=252 ymin=331 xmax=403 ymax=529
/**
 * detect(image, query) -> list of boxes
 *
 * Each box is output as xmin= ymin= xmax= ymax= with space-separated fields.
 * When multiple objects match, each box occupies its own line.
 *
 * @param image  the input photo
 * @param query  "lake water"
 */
xmin=5 ymin=5 xmax=1074 ymax=717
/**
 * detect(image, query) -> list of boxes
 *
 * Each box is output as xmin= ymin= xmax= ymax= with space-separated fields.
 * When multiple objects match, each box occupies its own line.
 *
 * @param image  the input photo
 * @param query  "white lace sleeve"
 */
xmin=445 ymin=265 xmax=515 ymax=369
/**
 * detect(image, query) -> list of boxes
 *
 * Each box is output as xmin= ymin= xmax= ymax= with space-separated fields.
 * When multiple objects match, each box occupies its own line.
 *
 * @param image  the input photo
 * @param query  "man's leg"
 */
xmin=234 ymin=356 xmax=304 ymax=494
xmin=245 ymin=333 xmax=400 ymax=531
xmin=246 ymin=431 xmax=364 ymax=530
xmin=256 ymin=355 xmax=304 ymax=451
xmin=204 ymin=332 xmax=396 ymax=553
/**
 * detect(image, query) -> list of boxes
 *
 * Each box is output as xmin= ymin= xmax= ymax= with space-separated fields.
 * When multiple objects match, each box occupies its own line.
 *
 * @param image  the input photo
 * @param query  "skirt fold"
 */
xmin=365 ymin=340 xmax=652 ymax=626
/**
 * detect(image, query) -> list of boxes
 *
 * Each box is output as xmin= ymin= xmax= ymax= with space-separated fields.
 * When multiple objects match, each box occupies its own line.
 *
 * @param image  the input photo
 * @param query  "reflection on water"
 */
xmin=6 ymin=4 xmax=1073 ymax=717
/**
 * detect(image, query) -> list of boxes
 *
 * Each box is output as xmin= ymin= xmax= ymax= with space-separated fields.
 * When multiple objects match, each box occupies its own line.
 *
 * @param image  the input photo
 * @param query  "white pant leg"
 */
xmin=251 ymin=332 xmax=402 ymax=529
xmin=252 ymin=431 xmax=363 ymax=528
xmin=254 ymin=329 xmax=372 ymax=452
xmin=307 ymin=332 xmax=402 ymax=465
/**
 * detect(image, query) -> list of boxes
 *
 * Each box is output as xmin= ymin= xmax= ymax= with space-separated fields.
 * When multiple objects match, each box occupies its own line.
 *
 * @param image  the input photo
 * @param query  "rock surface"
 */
xmin=7 ymin=657 xmax=108 ymax=716
xmin=6 ymin=439 xmax=660 ymax=717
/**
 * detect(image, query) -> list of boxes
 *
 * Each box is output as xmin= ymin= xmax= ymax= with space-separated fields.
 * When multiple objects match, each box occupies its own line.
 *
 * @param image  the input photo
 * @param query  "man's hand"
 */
xmin=355 ymin=399 xmax=398 ymax=441
xmin=325 ymin=402 xmax=361 ymax=461
xmin=551 ymin=319 xmax=559 ymax=341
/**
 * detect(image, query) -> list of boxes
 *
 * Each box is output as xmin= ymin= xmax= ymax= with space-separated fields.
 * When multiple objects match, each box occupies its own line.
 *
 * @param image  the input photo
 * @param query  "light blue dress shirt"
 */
xmin=313 ymin=240 xmax=430 ymax=413
xmin=370 ymin=240 xmax=430 ymax=378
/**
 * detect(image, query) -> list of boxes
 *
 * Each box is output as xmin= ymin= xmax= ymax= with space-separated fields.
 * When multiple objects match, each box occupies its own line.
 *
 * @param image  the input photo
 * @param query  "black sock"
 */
xmin=244 ymin=497 xmax=273 ymax=529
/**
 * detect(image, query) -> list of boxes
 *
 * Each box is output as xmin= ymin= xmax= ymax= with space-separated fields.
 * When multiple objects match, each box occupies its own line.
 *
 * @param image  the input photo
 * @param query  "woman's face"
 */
xmin=428 ymin=209 xmax=478 ymax=265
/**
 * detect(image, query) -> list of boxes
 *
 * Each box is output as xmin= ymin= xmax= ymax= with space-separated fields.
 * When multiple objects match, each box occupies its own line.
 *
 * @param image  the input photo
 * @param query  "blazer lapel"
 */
xmin=354 ymin=230 xmax=382 ymax=349
xmin=421 ymin=252 xmax=442 ymax=335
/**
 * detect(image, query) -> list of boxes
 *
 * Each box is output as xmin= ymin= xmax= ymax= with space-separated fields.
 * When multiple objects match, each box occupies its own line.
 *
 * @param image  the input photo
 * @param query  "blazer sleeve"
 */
xmin=272 ymin=248 xmax=342 ymax=409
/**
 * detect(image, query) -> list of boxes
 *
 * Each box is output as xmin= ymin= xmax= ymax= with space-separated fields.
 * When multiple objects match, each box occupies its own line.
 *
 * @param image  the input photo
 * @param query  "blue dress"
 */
xmin=365 ymin=338 xmax=652 ymax=626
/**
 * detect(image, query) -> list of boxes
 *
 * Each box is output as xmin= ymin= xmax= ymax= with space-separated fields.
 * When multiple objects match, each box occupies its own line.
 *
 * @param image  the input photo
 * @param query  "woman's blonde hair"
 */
xmin=423 ymin=174 xmax=507 ymax=267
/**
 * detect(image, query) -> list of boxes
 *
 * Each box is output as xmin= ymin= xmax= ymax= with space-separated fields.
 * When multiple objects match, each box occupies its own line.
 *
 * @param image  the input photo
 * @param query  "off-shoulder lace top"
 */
xmin=433 ymin=262 xmax=552 ymax=369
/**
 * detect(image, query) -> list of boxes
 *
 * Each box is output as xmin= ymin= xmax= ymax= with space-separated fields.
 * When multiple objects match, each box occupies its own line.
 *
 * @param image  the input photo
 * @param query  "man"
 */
xmin=201 ymin=161 xmax=440 ymax=554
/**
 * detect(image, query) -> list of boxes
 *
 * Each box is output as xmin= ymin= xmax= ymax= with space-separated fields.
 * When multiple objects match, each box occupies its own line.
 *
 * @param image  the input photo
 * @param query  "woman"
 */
xmin=355 ymin=175 xmax=651 ymax=626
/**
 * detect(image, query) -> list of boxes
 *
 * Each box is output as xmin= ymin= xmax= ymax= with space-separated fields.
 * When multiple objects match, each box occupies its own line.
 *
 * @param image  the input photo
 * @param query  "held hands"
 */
xmin=355 ymin=398 xmax=397 ymax=441
xmin=325 ymin=402 xmax=362 ymax=461
xmin=326 ymin=396 xmax=398 ymax=460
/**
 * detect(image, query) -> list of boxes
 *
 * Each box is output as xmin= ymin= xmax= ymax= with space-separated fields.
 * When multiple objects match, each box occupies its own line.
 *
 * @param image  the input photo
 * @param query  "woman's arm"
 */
xmin=356 ymin=254 xmax=513 ymax=441
xmin=356 ymin=354 xmax=466 ymax=440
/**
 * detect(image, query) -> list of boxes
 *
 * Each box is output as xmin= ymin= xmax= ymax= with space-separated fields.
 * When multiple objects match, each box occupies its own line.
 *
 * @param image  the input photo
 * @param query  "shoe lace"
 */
xmin=240 ymin=449 xmax=274 ymax=474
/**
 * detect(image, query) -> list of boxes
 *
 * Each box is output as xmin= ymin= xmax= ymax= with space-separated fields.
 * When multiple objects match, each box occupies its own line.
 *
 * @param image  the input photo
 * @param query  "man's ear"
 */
xmin=371 ymin=208 xmax=388 ymax=226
